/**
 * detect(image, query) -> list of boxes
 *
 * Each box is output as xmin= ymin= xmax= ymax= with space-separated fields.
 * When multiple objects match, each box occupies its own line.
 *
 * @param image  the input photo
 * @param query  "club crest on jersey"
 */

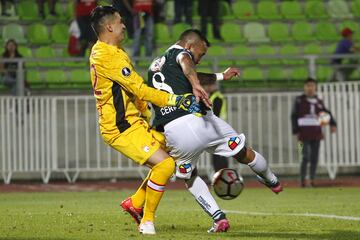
xmin=178 ymin=163 xmax=192 ymax=174
xmin=121 ymin=67 xmax=131 ymax=77
xmin=228 ymin=137 xmax=240 ymax=150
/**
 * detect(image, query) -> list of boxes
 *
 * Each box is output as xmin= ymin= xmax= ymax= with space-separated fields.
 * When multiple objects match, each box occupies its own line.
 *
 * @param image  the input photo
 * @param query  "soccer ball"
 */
xmin=318 ymin=111 xmax=331 ymax=126
xmin=211 ymin=168 xmax=244 ymax=200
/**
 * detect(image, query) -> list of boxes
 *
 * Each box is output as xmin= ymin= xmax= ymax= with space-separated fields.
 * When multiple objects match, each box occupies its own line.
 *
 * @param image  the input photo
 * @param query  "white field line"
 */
xmin=224 ymin=210 xmax=360 ymax=221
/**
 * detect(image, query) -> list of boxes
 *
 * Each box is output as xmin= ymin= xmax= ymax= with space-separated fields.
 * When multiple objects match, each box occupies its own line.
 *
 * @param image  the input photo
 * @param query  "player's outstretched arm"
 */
xmin=178 ymin=54 xmax=212 ymax=108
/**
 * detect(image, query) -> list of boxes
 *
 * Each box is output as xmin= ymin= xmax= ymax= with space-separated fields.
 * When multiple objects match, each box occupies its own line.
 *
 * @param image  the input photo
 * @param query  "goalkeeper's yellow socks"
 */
xmin=141 ymin=157 xmax=175 ymax=223
xmin=130 ymin=170 xmax=151 ymax=209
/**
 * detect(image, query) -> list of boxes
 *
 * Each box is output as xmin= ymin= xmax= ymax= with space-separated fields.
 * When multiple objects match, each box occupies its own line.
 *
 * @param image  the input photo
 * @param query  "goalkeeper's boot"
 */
xmin=256 ymin=175 xmax=283 ymax=194
xmin=208 ymin=218 xmax=230 ymax=233
xmin=120 ymin=197 xmax=143 ymax=225
xmin=139 ymin=221 xmax=156 ymax=235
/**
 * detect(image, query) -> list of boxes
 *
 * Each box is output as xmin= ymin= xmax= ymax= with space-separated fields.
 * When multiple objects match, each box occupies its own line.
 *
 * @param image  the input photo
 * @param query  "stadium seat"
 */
xmin=154 ymin=23 xmax=171 ymax=44
xmin=241 ymin=67 xmax=264 ymax=82
xmin=172 ymin=23 xmax=191 ymax=41
xmin=353 ymin=0 xmax=360 ymax=17
xmin=257 ymin=1 xmax=281 ymax=20
xmin=328 ymin=0 xmax=353 ymax=19
xmin=315 ymin=22 xmax=340 ymax=42
xmin=233 ymin=1 xmax=257 ymax=20
xmin=205 ymin=45 xmax=231 ymax=66
xmin=44 ymin=2 xmax=66 ymax=20
xmin=34 ymin=46 xmax=61 ymax=67
xmin=196 ymin=66 xmax=213 ymax=74
xmin=44 ymin=70 xmax=67 ymax=87
xmin=165 ymin=0 xmax=174 ymax=21
xmin=27 ymin=23 xmax=51 ymax=45
xmin=350 ymin=69 xmax=360 ymax=80
xmin=70 ymin=69 xmax=90 ymax=85
xmin=280 ymin=1 xmax=305 ymax=20
xmin=292 ymin=22 xmax=314 ymax=42
xmin=26 ymin=70 xmax=44 ymax=87
xmin=156 ymin=46 xmax=169 ymax=56
xmin=316 ymin=66 xmax=333 ymax=82
xmin=243 ymin=22 xmax=269 ymax=43
xmin=267 ymin=67 xmax=287 ymax=81
xmin=220 ymin=23 xmax=245 ymax=43
xmin=268 ymin=22 xmax=292 ymax=42
xmin=303 ymin=43 xmax=326 ymax=63
xmin=51 ymin=24 xmax=69 ymax=44
xmin=232 ymin=45 xmax=255 ymax=66
xmin=255 ymin=45 xmax=280 ymax=65
xmin=18 ymin=46 xmax=36 ymax=68
xmin=62 ymin=49 xmax=87 ymax=68
xmin=220 ymin=1 xmax=234 ymax=20
xmin=305 ymin=1 xmax=329 ymax=19
xmin=324 ymin=43 xmax=337 ymax=54
xmin=291 ymin=67 xmax=309 ymax=81
xmin=280 ymin=44 xmax=305 ymax=65
xmin=2 ymin=24 xmax=27 ymax=44
xmin=18 ymin=0 xmax=40 ymax=21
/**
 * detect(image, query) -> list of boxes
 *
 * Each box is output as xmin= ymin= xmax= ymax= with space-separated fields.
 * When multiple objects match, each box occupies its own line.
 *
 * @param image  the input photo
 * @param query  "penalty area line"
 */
xmin=224 ymin=210 xmax=360 ymax=221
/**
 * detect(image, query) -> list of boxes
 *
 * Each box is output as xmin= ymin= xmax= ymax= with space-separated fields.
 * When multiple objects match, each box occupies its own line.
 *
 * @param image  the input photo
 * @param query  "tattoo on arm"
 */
xmin=179 ymin=54 xmax=201 ymax=87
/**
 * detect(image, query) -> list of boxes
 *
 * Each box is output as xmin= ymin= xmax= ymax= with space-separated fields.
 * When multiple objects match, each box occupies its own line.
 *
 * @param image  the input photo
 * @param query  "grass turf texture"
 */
xmin=0 ymin=188 xmax=359 ymax=239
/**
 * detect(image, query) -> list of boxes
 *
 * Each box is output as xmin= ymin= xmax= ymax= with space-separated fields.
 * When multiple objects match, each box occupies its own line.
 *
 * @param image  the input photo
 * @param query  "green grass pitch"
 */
xmin=0 ymin=187 xmax=359 ymax=239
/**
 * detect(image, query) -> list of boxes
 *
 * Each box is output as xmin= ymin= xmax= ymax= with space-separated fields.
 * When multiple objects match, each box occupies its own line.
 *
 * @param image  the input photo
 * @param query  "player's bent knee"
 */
xmin=152 ymin=157 xmax=175 ymax=180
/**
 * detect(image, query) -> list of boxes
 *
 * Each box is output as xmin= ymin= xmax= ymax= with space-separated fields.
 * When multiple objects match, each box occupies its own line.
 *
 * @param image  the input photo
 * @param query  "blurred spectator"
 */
xmin=37 ymin=0 xmax=57 ymax=19
xmin=199 ymin=0 xmax=222 ymax=40
xmin=174 ymin=0 xmax=192 ymax=25
xmin=153 ymin=0 xmax=165 ymax=23
xmin=0 ymin=39 xmax=30 ymax=95
xmin=132 ymin=0 xmax=154 ymax=58
xmin=291 ymin=78 xmax=337 ymax=188
xmin=331 ymin=27 xmax=360 ymax=81
xmin=1 ymin=0 xmax=14 ymax=16
xmin=75 ymin=0 xmax=98 ymax=56
xmin=201 ymin=78 xmax=229 ymax=172
xmin=113 ymin=0 xmax=134 ymax=39
xmin=68 ymin=20 xmax=82 ymax=56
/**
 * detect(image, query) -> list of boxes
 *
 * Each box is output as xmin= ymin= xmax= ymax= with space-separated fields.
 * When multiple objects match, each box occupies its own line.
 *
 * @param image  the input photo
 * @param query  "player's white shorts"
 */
xmin=164 ymin=111 xmax=245 ymax=179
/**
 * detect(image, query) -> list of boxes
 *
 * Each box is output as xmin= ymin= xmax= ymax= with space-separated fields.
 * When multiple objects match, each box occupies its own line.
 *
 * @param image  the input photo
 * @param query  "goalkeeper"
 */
xmin=142 ymin=29 xmax=282 ymax=233
xmin=89 ymin=6 xmax=205 ymax=235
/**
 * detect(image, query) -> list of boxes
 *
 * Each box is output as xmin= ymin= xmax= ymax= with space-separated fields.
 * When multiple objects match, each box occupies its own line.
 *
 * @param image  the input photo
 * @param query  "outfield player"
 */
xmin=145 ymin=29 xmax=283 ymax=232
xmin=89 ymin=6 xmax=203 ymax=235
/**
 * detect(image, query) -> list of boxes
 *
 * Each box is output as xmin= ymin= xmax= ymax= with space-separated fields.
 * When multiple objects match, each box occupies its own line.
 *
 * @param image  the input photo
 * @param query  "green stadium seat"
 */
xmin=243 ymin=22 xmax=269 ymax=43
xmin=324 ymin=43 xmax=337 ymax=54
xmin=233 ymin=1 xmax=257 ymax=20
xmin=328 ymin=0 xmax=352 ymax=19
xmin=353 ymin=0 xmax=360 ymax=17
xmin=28 ymin=23 xmax=51 ymax=45
xmin=220 ymin=1 xmax=234 ymax=20
xmin=292 ymin=22 xmax=314 ymax=42
xmin=232 ymin=45 xmax=255 ymax=66
xmin=242 ymin=67 xmax=264 ymax=82
xmin=44 ymin=70 xmax=67 ymax=87
xmin=18 ymin=1 xmax=40 ymax=21
xmin=268 ymin=22 xmax=292 ymax=42
xmin=51 ymin=24 xmax=69 ymax=44
xmin=305 ymin=1 xmax=329 ymax=19
xmin=34 ymin=46 xmax=61 ymax=67
xmin=155 ymin=23 xmax=171 ymax=44
xmin=18 ymin=46 xmax=32 ymax=58
xmin=70 ymin=69 xmax=90 ymax=86
xmin=303 ymin=43 xmax=326 ymax=63
xmin=196 ymin=67 xmax=213 ymax=74
xmin=280 ymin=44 xmax=304 ymax=65
xmin=205 ymin=45 xmax=231 ymax=66
xmin=45 ymin=2 xmax=66 ymax=20
xmin=267 ymin=67 xmax=287 ymax=81
xmin=316 ymin=66 xmax=332 ymax=82
xmin=64 ymin=1 xmax=74 ymax=20
xmin=165 ymin=0 xmax=174 ymax=21
xmin=257 ymin=1 xmax=281 ymax=20
xmin=62 ymin=49 xmax=87 ymax=68
xmin=220 ymin=23 xmax=245 ymax=43
xmin=291 ymin=67 xmax=309 ymax=81
xmin=255 ymin=45 xmax=280 ymax=65
xmin=192 ymin=0 xmax=200 ymax=20
xmin=316 ymin=22 xmax=340 ymax=42
xmin=350 ymin=70 xmax=360 ymax=80
xmin=172 ymin=23 xmax=191 ymax=41
xmin=2 ymin=24 xmax=27 ymax=44
xmin=339 ymin=21 xmax=360 ymax=40
xmin=156 ymin=46 xmax=169 ymax=56
xmin=280 ymin=1 xmax=305 ymax=20
xmin=26 ymin=70 xmax=44 ymax=87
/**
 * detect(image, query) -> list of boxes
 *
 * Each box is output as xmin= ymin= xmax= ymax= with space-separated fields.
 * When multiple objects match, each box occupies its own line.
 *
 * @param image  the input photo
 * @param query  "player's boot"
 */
xmin=120 ymin=197 xmax=143 ymax=225
xmin=208 ymin=218 xmax=230 ymax=233
xmin=139 ymin=221 xmax=156 ymax=235
xmin=256 ymin=175 xmax=283 ymax=194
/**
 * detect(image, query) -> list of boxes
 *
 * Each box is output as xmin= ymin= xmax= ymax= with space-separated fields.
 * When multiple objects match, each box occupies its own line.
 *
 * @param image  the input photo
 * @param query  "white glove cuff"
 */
xmin=215 ymin=73 xmax=224 ymax=81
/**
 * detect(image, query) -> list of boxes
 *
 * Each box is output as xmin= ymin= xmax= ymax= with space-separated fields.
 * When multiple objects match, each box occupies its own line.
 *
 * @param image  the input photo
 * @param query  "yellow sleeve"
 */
xmin=106 ymin=59 xmax=171 ymax=108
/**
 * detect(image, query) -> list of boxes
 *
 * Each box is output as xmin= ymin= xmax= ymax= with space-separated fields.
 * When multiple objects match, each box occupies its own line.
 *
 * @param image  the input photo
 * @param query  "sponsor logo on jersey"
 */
xmin=121 ymin=67 xmax=131 ymax=77
xmin=178 ymin=163 xmax=192 ymax=174
xmin=143 ymin=146 xmax=150 ymax=152
xmin=228 ymin=137 xmax=240 ymax=150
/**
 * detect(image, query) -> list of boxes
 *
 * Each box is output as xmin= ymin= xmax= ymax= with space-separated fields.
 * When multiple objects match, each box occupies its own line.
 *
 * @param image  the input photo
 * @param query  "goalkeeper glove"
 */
xmin=168 ymin=93 xmax=203 ymax=114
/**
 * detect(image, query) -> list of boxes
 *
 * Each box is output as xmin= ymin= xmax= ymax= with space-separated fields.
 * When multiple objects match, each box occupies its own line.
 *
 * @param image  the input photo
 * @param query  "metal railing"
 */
xmin=1 ymin=81 xmax=359 ymax=184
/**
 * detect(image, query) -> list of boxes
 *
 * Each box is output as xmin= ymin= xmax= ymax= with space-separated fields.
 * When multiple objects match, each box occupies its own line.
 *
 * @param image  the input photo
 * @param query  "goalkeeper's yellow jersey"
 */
xmin=89 ymin=41 xmax=170 ymax=142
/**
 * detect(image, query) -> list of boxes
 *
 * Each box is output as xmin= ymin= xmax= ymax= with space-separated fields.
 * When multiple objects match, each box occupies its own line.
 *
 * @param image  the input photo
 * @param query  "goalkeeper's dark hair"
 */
xmin=304 ymin=77 xmax=317 ymax=85
xmin=90 ymin=5 xmax=118 ymax=36
xmin=179 ymin=29 xmax=210 ymax=47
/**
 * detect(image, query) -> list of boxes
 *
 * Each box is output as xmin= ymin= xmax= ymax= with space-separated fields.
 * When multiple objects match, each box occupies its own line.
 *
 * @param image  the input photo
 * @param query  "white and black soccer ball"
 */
xmin=211 ymin=168 xmax=244 ymax=200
